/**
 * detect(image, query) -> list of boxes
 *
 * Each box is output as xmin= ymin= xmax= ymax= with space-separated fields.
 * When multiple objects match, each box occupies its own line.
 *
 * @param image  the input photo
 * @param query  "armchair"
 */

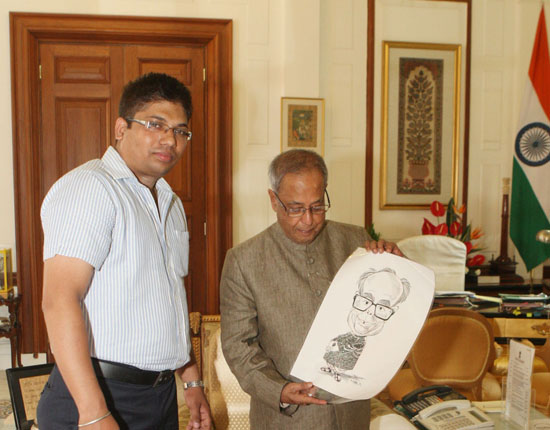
xmin=387 ymin=307 xmax=501 ymax=402
xmin=531 ymin=339 xmax=550 ymax=411
xmin=178 ymin=312 xmax=251 ymax=430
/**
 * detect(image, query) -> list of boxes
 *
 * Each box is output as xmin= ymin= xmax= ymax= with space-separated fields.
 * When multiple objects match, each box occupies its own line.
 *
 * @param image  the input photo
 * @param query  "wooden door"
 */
xmin=39 ymin=41 xmax=208 ymax=317
xmin=11 ymin=13 xmax=233 ymax=354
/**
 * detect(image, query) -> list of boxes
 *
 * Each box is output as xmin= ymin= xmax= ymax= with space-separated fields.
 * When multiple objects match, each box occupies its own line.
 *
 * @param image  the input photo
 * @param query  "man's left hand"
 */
xmin=364 ymin=239 xmax=403 ymax=257
xmin=184 ymin=387 xmax=213 ymax=430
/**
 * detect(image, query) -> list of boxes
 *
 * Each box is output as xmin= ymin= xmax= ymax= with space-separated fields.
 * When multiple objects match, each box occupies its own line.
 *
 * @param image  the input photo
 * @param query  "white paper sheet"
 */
xmin=505 ymin=339 xmax=535 ymax=429
xmin=290 ymin=248 xmax=435 ymax=402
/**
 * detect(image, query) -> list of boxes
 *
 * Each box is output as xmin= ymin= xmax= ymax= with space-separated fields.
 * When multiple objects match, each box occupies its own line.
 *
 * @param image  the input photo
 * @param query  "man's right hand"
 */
xmin=280 ymin=382 xmax=327 ymax=406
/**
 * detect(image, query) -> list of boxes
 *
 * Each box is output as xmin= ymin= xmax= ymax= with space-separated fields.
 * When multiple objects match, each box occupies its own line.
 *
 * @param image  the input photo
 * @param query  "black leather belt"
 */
xmin=91 ymin=358 xmax=174 ymax=387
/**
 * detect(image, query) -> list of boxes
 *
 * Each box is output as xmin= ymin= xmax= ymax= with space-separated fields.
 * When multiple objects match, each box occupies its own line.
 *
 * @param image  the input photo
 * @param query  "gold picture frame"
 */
xmin=281 ymin=97 xmax=325 ymax=155
xmin=380 ymin=41 xmax=461 ymax=210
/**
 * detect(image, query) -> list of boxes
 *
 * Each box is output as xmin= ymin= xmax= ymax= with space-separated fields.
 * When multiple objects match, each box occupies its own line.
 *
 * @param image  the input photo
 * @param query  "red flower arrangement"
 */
xmin=422 ymin=197 xmax=485 ymax=268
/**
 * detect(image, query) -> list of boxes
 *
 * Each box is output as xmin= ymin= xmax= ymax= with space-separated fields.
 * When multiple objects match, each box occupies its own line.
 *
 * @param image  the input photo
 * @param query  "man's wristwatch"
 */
xmin=183 ymin=380 xmax=204 ymax=390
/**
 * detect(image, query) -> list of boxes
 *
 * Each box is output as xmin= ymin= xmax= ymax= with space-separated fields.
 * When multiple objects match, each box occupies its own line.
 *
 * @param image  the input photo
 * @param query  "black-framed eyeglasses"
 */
xmin=352 ymin=294 xmax=395 ymax=321
xmin=126 ymin=118 xmax=192 ymax=141
xmin=273 ymin=189 xmax=331 ymax=217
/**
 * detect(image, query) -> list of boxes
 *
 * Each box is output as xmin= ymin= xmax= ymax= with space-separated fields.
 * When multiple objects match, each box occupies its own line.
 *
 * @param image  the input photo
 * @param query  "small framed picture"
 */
xmin=6 ymin=363 xmax=54 ymax=429
xmin=281 ymin=97 xmax=325 ymax=155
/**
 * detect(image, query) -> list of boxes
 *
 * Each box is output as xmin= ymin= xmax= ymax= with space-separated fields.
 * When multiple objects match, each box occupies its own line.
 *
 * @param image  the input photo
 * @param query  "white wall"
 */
xmin=369 ymin=0 xmax=550 ymax=278
xmin=468 ymin=0 xmax=550 ymax=278
xmin=0 ymin=0 xmax=548 ymax=279
xmin=320 ymin=0 xmax=368 ymax=227
xmin=371 ymin=0 xmax=468 ymax=240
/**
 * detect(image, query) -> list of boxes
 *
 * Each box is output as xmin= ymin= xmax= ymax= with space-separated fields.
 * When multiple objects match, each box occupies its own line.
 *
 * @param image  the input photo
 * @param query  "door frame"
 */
xmin=10 ymin=12 xmax=233 ymax=354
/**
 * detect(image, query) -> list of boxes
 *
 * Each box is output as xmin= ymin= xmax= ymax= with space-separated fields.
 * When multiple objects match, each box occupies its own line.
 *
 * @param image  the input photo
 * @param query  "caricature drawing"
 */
xmin=321 ymin=267 xmax=411 ymax=382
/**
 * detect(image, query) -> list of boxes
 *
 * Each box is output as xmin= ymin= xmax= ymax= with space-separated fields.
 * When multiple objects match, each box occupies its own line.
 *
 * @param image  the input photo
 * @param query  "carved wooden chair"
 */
xmin=178 ymin=312 xmax=251 ymax=430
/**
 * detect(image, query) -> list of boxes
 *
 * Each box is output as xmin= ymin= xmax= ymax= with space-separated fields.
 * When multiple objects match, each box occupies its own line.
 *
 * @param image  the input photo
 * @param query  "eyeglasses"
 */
xmin=352 ymin=294 xmax=395 ymax=321
xmin=126 ymin=118 xmax=192 ymax=141
xmin=273 ymin=189 xmax=331 ymax=217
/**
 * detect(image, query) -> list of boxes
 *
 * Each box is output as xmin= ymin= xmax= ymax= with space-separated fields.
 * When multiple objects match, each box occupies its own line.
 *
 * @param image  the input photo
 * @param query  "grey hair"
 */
xmin=268 ymin=149 xmax=328 ymax=192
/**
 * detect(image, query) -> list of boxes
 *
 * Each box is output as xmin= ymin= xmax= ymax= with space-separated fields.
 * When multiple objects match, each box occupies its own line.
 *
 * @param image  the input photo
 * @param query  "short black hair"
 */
xmin=118 ymin=72 xmax=192 ymax=120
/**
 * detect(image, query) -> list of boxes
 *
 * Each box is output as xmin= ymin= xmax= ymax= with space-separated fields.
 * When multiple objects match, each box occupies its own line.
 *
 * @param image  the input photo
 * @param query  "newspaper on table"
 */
xmin=290 ymin=248 xmax=435 ymax=403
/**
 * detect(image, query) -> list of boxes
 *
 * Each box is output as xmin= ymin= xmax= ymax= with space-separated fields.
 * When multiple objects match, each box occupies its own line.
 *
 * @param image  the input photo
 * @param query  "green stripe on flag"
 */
xmin=510 ymin=158 xmax=550 ymax=271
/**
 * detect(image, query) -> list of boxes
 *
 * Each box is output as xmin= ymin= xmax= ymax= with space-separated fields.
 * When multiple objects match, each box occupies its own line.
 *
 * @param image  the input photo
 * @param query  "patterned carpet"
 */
xmin=0 ymin=401 xmax=11 ymax=420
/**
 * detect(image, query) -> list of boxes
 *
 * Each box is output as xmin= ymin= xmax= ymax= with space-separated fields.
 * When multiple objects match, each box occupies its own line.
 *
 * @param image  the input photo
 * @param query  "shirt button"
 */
xmin=307 ymin=257 xmax=315 ymax=264
xmin=316 ymin=290 xmax=322 ymax=296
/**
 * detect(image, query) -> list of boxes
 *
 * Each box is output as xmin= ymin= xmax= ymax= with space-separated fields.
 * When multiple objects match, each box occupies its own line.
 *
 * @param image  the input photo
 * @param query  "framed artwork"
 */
xmin=281 ymin=97 xmax=325 ymax=155
xmin=379 ymin=41 xmax=462 ymax=210
xmin=6 ymin=363 xmax=54 ymax=429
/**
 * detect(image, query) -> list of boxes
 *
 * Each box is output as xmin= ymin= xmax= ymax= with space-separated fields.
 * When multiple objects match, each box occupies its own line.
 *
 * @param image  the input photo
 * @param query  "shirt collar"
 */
xmin=102 ymin=146 xmax=172 ymax=193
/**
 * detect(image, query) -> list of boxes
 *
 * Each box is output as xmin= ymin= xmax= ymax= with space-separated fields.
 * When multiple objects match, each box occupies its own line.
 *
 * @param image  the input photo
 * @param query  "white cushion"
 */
xmin=397 ymin=235 xmax=467 ymax=292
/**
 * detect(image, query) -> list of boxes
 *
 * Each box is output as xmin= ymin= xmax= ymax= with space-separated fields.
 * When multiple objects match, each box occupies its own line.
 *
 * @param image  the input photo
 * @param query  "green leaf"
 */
xmin=366 ymin=223 xmax=381 ymax=241
xmin=445 ymin=197 xmax=455 ymax=232
xmin=461 ymin=224 xmax=471 ymax=242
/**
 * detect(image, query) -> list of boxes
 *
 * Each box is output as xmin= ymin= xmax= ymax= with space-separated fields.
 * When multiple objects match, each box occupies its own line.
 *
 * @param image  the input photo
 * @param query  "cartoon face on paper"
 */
xmin=321 ymin=268 xmax=410 ymax=382
xmin=348 ymin=268 xmax=409 ymax=337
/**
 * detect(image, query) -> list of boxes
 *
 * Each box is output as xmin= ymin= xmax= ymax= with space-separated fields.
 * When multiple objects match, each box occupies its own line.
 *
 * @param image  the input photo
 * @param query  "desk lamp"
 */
xmin=536 ymin=229 xmax=550 ymax=244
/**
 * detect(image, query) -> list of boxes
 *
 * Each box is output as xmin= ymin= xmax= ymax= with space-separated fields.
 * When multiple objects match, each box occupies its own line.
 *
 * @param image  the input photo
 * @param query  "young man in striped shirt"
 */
xmin=37 ymin=73 xmax=212 ymax=430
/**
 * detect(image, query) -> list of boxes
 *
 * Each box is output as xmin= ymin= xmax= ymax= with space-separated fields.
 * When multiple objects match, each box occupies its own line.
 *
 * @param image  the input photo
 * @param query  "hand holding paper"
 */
xmin=291 ymin=249 xmax=435 ymax=402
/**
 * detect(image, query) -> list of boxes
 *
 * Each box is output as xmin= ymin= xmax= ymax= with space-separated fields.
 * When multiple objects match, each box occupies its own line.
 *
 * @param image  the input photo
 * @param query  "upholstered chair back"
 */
xmin=200 ymin=315 xmax=251 ymax=429
xmin=397 ymin=235 xmax=467 ymax=291
xmin=410 ymin=307 xmax=495 ymax=400
xmin=387 ymin=307 xmax=501 ymax=402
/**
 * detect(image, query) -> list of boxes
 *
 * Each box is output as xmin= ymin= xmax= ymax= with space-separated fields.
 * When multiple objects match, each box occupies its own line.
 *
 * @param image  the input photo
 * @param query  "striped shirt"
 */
xmin=41 ymin=146 xmax=191 ymax=371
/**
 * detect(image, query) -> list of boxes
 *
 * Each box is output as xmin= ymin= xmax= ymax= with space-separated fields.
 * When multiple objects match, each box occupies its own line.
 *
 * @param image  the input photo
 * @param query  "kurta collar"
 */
xmin=270 ymin=221 xmax=328 ymax=251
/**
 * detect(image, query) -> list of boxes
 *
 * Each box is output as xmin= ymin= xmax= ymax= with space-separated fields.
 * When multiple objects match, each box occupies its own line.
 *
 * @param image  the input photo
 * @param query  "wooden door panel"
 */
xmin=56 ymin=100 xmax=107 ymax=176
xmin=54 ymin=56 xmax=111 ymax=83
xmin=39 ymin=43 xmax=124 ymax=195
xmin=166 ymin=152 xmax=192 ymax=201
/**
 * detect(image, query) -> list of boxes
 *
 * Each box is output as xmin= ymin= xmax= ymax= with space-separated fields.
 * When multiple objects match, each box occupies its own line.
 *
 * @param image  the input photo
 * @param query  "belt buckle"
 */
xmin=153 ymin=370 xmax=173 ymax=387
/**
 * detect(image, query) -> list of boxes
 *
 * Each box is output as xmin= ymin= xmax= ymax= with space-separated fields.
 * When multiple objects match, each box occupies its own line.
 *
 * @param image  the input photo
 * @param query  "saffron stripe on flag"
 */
xmin=529 ymin=8 xmax=550 ymax=119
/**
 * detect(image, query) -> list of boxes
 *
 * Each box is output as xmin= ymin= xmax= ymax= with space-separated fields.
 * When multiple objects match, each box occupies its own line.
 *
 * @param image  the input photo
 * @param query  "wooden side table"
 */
xmin=0 ymin=293 xmax=22 ymax=368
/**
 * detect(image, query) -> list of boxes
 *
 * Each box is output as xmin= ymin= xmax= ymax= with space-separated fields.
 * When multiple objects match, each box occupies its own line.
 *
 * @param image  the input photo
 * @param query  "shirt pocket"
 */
xmin=170 ymin=229 xmax=189 ymax=277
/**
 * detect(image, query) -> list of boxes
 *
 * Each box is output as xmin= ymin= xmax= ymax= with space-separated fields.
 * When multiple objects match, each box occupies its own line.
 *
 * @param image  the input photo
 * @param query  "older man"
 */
xmin=220 ymin=149 xmax=402 ymax=429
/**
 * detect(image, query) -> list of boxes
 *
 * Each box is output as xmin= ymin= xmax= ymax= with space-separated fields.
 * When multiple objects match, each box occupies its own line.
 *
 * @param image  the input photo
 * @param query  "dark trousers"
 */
xmin=36 ymin=365 xmax=179 ymax=430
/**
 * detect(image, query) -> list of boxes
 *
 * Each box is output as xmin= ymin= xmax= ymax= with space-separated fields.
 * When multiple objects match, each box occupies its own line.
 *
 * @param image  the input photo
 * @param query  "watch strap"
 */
xmin=183 ymin=380 xmax=204 ymax=390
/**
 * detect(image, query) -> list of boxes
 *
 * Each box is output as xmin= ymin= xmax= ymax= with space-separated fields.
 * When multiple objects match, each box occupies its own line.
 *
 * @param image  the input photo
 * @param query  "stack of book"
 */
xmin=498 ymin=293 xmax=550 ymax=313
xmin=433 ymin=291 xmax=502 ymax=307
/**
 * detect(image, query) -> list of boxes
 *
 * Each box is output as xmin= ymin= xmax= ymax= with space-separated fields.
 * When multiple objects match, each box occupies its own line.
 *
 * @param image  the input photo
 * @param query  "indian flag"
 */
xmin=510 ymin=6 xmax=550 ymax=272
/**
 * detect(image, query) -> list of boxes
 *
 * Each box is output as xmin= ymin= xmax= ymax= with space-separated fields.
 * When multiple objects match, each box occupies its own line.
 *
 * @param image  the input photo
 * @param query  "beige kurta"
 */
xmin=220 ymin=220 xmax=371 ymax=429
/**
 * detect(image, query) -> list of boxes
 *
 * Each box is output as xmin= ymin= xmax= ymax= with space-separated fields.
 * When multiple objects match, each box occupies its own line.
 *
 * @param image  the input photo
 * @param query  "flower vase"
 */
xmin=408 ymin=160 xmax=429 ymax=187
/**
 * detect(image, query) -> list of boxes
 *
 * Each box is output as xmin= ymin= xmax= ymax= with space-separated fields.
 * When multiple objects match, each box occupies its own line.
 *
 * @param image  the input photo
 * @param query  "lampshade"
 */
xmin=536 ymin=230 xmax=550 ymax=244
